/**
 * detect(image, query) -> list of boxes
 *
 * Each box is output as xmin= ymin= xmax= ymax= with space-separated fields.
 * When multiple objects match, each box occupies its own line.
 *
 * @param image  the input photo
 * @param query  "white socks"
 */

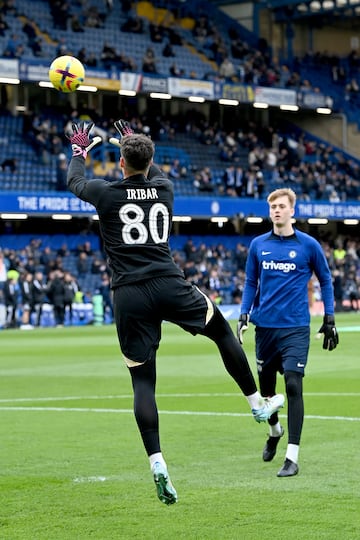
xmin=149 ymin=452 xmax=166 ymax=470
xmin=269 ymin=422 xmax=283 ymax=437
xmin=246 ymin=391 xmax=264 ymax=410
xmin=286 ymin=444 xmax=299 ymax=464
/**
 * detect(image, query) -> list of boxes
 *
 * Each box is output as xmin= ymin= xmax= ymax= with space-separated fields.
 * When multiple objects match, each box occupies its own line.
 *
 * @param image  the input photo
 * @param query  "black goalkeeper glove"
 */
xmin=317 ymin=314 xmax=339 ymax=351
xmin=109 ymin=119 xmax=134 ymax=148
xmin=237 ymin=313 xmax=249 ymax=345
xmin=67 ymin=121 xmax=102 ymax=159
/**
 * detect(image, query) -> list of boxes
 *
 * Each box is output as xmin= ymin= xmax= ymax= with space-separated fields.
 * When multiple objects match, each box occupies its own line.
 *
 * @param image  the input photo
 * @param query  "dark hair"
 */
xmin=121 ymin=134 xmax=155 ymax=172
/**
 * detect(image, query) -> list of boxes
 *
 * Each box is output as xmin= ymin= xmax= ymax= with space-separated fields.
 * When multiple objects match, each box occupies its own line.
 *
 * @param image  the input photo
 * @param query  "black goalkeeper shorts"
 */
xmin=113 ymin=275 xmax=215 ymax=366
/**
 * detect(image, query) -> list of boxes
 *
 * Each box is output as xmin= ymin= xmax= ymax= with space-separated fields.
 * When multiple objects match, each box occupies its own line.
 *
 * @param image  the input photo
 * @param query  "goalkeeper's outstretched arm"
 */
xmin=109 ymin=119 xmax=165 ymax=179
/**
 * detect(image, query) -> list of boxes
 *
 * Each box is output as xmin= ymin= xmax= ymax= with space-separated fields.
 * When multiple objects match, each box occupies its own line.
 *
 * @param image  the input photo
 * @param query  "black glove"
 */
xmin=237 ymin=313 xmax=249 ymax=345
xmin=109 ymin=119 xmax=134 ymax=148
xmin=317 ymin=314 xmax=339 ymax=351
xmin=67 ymin=121 xmax=102 ymax=158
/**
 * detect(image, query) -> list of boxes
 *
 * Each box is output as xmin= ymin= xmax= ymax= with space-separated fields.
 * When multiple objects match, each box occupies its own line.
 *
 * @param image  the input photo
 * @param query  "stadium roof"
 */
xmin=210 ymin=0 xmax=360 ymax=22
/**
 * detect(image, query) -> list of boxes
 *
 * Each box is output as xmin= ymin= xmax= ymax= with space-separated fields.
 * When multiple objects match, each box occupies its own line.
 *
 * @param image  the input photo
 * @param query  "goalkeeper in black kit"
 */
xmin=66 ymin=119 xmax=285 ymax=505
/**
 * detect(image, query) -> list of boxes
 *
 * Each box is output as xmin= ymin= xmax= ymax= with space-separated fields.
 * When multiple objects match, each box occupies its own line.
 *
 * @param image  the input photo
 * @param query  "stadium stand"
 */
xmin=0 ymin=1 xmax=359 ymax=324
xmin=0 ymin=0 xmax=335 ymax=85
xmin=0 ymin=0 xmax=219 ymax=79
xmin=0 ymin=232 xmax=359 ymax=329
xmin=1 ymin=108 xmax=359 ymax=202
xmin=0 ymin=1 xmax=359 ymax=201
xmin=0 ymin=113 xmax=58 ymax=191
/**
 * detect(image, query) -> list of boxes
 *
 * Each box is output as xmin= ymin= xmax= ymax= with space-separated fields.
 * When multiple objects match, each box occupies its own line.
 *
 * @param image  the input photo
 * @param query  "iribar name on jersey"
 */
xmin=126 ymin=188 xmax=159 ymax=200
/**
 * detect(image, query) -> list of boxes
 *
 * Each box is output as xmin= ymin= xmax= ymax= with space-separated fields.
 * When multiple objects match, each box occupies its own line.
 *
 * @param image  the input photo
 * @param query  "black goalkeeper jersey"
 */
xmin=67 ymin=156 xmax=184 ymax=288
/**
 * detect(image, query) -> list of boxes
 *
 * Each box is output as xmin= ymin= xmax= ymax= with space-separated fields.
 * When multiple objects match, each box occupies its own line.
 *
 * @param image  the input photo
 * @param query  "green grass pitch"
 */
xmin=0 ymin=314 xmax=359 ymax=539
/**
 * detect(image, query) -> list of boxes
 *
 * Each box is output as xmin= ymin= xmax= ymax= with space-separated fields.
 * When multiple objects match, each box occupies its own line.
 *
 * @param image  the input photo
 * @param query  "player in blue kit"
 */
xmin=237 ymin=188 xmax=338 ymax=477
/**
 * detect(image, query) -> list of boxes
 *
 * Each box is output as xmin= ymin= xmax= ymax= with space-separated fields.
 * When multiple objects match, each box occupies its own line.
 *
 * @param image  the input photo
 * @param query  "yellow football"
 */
xmin=49 ymin=55 xmax=85 ymax=93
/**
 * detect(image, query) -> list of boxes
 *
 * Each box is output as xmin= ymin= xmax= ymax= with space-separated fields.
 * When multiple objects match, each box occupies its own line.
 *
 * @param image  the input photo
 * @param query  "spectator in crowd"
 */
xmin=4 ymin=273 xmax=20 ymax=328
xmin=142 ymin=46 xmax=158 ymax=74
xmin=19 ymin=271 xmax=34 ymax=329
xmin=29 ymin=35 xmax=43 ymax=57
xmin=78 ymin=241 xmax=93 ymax=257
xmin=2 ymin=33 xmax=24 ymax=58
xmin=169 ymin=62 xmax=184 ymax=77
xmin=22 ymin=18 xmax=37 ymax=43
xmin=56 ymin=153 xmax=68 ymax=191
xmin=193 ymin=166 xmax=215 ymax=192
xmin=49 ymin=0 xmax=70 ymax=30
xmin=162 ymin=40 xmax=175 ymax=58
xmin=121 ymin=12 xmax=143 ymax=33
xmin=70 ymin=14 xmax=84 ymax=32
xmin=0 ymin=13 xmax=10 ymax=36
xmin=56 ymin=36 xmax=74 ymax=56
xmin=344 ymin=271 xmax=359 ymax=311
xmin=84 ymin=5 xmax=104 ymax=28
xmin=0 ymin=158 xmax=17 ymax=172
xmin=221 ymin=165 xmax=244 ymax=197
xmin=86 ymin=51 xmax=98 ymax=67
xmin=256 ymin=170 xmax=266 ymax=198
xmin=77 ymin=47 xmax=88 ymax=65
xmin=39 ymin=246 xmax=54 ymax=275
xmin=192 ymin=13 xmax=211 ymax=46
xmin=91 ymin=256 xmax=108 ymax=275
xmin=168 ymin=158 xmax=187 ymax=180
xmin=243 ymin=169 xmax=258 ymax=198
xmin=100 ymin=41 xmax=120 ymax=69
xmin=333 ymin=240 xmax=347 ymax=268
xmin=2 ymin=0 xmax=17 ymax=15
xmin=149 ymin=23 xmax=164 ymax=43
xmin=63 ymin=272 xmax=80 ymax=325
xmin=76 ymin=252 xmax=89 ymax=277
xmin=99 ymin=272 xmax=113 ymax=323
xmin=345 ymin=78 xmax=359 ymax=102
xmin=332 ymin=269 xmax=344 ymax=312
xmin=0 ymin=251 xmax=9 ymax=289
xmin=47 ymin=270 xmax=66 ymax=327
xmin=56 ymin=243 xmax=70 ymax=258
xmin=31 ymin=270 xmax=47 ymax=327
xmin=218 ymin=56 xmax=237 ymax=81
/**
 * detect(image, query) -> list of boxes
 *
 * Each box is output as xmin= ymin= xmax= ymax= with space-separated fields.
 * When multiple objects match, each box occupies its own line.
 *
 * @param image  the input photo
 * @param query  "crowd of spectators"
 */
xmin=0 ymin=238 xmax=113 ymax=329
xmin=0 ymin=0 xmax=341 ymax=91
xmin=0 ymin=233 xmax=359 ymax=330
xmin=0 ymin=2 xmax=359 ymax=330
xmin=3 ymin=0 xmax=360 ymax=128
xmin=189 ymin=118 xmax=360 ymax=202
xmin=1 ymin=105 xmax=360 ymax=202
xmin=1 ymin=0 xmax=360 ymax=109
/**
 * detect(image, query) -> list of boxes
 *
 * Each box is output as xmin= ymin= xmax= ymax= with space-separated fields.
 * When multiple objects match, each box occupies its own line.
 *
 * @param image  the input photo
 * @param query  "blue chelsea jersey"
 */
xmin=241 ymin=229 xmax=335 ymax=328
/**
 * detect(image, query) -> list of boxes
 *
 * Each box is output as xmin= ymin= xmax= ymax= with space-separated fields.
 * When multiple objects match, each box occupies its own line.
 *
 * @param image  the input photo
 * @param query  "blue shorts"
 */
xmin=255 ymin=326 xmax=310 ymax=376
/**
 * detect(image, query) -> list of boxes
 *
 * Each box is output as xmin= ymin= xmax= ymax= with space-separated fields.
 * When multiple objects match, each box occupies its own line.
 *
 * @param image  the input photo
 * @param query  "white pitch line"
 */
xmin=0 ymin=392 xmax=359 ymax=404
xmin=0 ymin=406 xmax=359 ymax=422
xmin=73 ymin=476 xmax=117 ymax=483
xmin=0 ymin=395 xmax=133 ymax=403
